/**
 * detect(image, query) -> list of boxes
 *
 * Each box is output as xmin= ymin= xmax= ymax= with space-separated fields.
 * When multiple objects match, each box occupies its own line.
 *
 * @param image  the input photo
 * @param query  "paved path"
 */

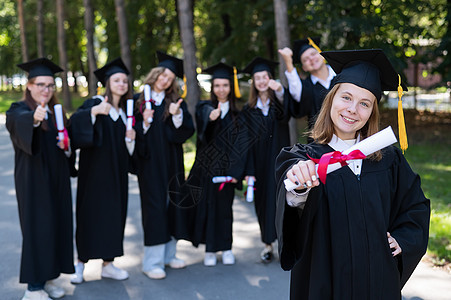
xmin=0 ymin=114 xmax=450 ymax=300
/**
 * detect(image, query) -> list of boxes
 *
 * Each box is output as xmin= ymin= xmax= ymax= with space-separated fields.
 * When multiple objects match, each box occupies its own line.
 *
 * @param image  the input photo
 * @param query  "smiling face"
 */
xmin=253 ymin=70 xmax=270 ymax=93
xmin=300 ymin=47 xmax=324 ymax=73
xmin=330 ymin=83 xmax=376 ymax=140
xmin=109 ymin=72 xmax=129 ymax=98
xmin=212 ymin=78 xmax=231 ymax=103
xmin=27 ymin=76 xmax=55 ymax=105
xmin=154 ymin=68 xmax=176 ymax=93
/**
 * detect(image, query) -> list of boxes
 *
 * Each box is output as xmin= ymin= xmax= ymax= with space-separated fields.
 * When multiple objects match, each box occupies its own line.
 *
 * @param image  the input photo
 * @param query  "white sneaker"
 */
xmin=22 ymin=290 xmax=52 ymax=300
xmin=166 ymin=258 xmax=186 ymax=269
xmin=143 ymin=267 xmax=166 ymax=280
xmin=222 ymin=250 xmax=235 ymax=265
xmin=204 ymin=252 xmax=217 ymax=267
xmin=44 ymin=280 xmax=65 ymax=299
xmin=70 ymin=261 xmax=84 ymax=284
xmin=101 ymin=263 xmax=129 ymax=280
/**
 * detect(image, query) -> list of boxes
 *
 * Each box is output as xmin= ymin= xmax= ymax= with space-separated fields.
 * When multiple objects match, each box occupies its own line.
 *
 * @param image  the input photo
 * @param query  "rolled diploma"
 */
xmin=54 ymin=104 xmax=65 ymax=142
xmin=246 ymin=177 xmax=254 ymax=202
xmin=144 ymin=84 xmax=153 ymax=123
xmin=126 ymin=99 xmax=134 ymax=130
xmin=212 ymin=176 xmax=233 ymax=183
xmin=284 ymin=126 xmax=398 ymax=191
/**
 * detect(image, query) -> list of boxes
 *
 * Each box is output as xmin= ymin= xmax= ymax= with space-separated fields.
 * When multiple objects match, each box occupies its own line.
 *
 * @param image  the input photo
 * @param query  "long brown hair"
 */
xmin=247 ymin=71 xmax=277 ymax=108
xmin=210 ymin=78 xmax=239 ymax=117
xmin=24 ymin=77 xmax=68 ymax=131
xmin=311 ymin=83 xmax=382 ymax=160
xmin=136 ymin=67 xmax=180 ymax=119
xmin=103 ymin=74 xmax=133 ymax=111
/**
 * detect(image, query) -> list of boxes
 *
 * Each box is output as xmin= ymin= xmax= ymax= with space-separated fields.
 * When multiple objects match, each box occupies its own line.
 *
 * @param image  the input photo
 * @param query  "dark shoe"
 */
xmin=260 ymin=248 xmax=273 ymax=263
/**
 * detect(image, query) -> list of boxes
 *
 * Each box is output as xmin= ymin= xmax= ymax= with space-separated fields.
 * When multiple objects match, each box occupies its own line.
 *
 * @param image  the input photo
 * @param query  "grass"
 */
xmin=404 ymin=143 xmax=451 ymax=263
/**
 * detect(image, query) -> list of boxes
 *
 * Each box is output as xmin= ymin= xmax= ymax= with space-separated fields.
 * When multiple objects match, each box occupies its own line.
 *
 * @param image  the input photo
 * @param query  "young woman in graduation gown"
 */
xmin=69 ymin=58 xmax=136 ymax=283
xmin=184 ymin=63 xmax=248 ymax=266
xmin=6 ymin=58 xmax=74 ymax=300
xmin=279 ymin=38 xmax=336 ymax=132
xmin=133 ymin=52 xmax=195 ymax=280
xmin=241 ymin=57 xmax=291 ymax=263
xmin=276 ymin=49 xmax=430 ymax=300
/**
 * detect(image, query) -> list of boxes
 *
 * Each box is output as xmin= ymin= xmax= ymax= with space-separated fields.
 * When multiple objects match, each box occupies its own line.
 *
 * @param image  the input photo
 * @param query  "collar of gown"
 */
xmin=310 ymin=65 xmax=336 ymax=89
xmin=219 ymin=101 xmax=229 ymax=119
xmin=328 ymin=134 xmax=362 ymax=176
xmin=151 ymin=90 xmax=165 ymax=106
xmin=109 ymin=107 xmax=127 ymax=124
xmin=256 ymin=97 xmax=270 ymax=116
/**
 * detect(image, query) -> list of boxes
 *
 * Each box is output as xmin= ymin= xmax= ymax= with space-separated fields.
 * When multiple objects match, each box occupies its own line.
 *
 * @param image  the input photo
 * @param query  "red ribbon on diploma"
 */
xmin=58 ymin=128 xmax=69 ymax=151
xmin=218 ymin=179 xmax=233 ymax=191
xmin=127 ymin=115 xmax=136 ymax=127
xmin=307 ymin=150 xmax=366 ymax=184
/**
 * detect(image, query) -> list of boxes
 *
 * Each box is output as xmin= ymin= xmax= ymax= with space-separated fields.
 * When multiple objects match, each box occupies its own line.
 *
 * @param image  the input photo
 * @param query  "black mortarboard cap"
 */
xmin=321 ymin=49 xmax=408 ymax=102
xmin=242 ymin=57 xmax=278 ymax=76
xmin=17 ymin=57 xmax=63 ymax=79
xmin=292 ymin=37 xmax=321 ymax=64
xmin=203 ymin=62 xmax=234 ymax=80
xmin=94 ymin=57 xmax=129 ymax=86
xmin=157 ymin=51 xmax=184 ymax=78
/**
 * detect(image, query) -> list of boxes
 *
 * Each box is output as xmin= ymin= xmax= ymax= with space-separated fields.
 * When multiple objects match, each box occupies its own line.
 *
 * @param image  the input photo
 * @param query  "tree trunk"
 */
xmin=36 ymin=0 xmax=45 ymax=57
xmin=56 ymin=0 xmax=72 ymax=109
xmin=273 ymin=0 xmax=297 ymax=144
xmin=114 ymin=0 xmax=133 ymax=83
xmin=18 ymin=0 xmax=28 ymax=62
xmin=177 ymin=0 xmax=200 ymax=121
xmin=83 ymin=0 xmax=98 ymax=96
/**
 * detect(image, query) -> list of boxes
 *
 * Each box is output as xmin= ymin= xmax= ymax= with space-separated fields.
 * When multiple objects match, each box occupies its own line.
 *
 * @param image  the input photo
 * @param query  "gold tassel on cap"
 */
xmin=181 ymin=75 xmax=187 ymax=98
xmin=308 ymin=37 xmax=322 ymax=53
xmin=397 ymin=74 xmax=408 ymax=153
xmin=97 ymin=85 xmax=102 ymax=95
xmin=233 ymin=66 xmax=242 ymax=98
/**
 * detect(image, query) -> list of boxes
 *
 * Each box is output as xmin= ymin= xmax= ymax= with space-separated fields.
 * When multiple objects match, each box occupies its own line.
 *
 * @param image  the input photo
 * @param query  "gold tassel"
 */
xmin=181 ymin=75 xmax=187 ymax=98
xmin=397 ymin=74 xmax=408 ymax=153
xmin=233 ymin=67 xmax=242 ymax=98
xmin=97 ymin=85 xmax=102 ymax=95
xmin=308 ymin=37 xmax=322 ymax=53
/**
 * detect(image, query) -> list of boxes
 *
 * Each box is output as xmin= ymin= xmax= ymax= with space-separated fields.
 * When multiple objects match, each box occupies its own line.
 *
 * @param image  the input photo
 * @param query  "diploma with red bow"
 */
xmin=212 ymin=176 xmax=234 ymax=191
xmin=144 ymin=84 xmax=153 ymax=123
xmin=54 ymin=104 xmax=69 ymax=151
xmin=125 ymin=99 xmax=134 ymax=142
xmin=284 ymin=126 xmax=398 ymax=191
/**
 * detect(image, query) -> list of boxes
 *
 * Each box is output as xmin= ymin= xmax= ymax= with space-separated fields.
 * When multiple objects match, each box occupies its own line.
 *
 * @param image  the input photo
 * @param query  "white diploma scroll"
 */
xmin=144 ymin=84 xmax=153 ymax=123
xmin=212 ymin=176 xmax=233 ymax=183
xmin=284 ymin=126 xmax=398 ymax=191
xmin=246 ymin=177 xmax=255 ymax=203
xmin=54 ymin=104 xmax=65 ymax=142
xmin=126 ymin=99 xmax=134 ymax=130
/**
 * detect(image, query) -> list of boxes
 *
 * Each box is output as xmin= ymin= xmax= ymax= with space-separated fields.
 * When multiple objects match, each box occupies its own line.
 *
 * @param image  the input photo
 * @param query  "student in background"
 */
xmin=6 ymin=58 xmax=74 ymax=300
xmin=69 ymin=58 xmax=135 ymax=284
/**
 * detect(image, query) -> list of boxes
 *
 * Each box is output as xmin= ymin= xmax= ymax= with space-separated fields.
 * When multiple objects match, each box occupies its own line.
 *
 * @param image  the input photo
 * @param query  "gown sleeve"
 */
xmin=6 ymin=102 xmax=37 ymax=156
xmin=388 ymin=147 xmax=430 ymax=287
xmin=69 ymin=98 xmax=103 ymax=149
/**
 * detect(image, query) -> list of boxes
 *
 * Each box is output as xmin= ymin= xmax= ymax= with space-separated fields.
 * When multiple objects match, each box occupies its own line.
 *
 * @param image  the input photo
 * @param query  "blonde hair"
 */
xmin=311 ymin=83 xmax=382 ymax=160
xmin=136 ymin=67 xmax=180 ymax=118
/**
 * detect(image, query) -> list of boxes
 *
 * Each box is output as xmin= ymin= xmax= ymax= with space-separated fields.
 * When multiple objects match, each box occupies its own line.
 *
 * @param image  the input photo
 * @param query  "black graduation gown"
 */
xmin=275 ymin=143 xmax=430 ymax=300
xmin=6 ymin=101 xmax=74 ymax=284
xmin=184 ymin=100 xmax=248 ymax=252
xmin=69 ymin=97 xmax=130 ymax=261
xmin=133 ymin=96 xmax=194 ymax=246
xmin=243 ymin=93 xmax=291 ymax=244
xmin=289 ymin=75 xmax=331 ymax=129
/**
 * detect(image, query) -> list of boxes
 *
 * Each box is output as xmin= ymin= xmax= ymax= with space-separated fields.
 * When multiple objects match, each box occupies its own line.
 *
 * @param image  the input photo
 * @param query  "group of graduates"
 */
xmin=6 ymin=37 xmax=430 ymax=300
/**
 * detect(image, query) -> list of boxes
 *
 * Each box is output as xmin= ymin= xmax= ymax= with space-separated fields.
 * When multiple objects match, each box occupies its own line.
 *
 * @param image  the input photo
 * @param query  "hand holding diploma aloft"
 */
xmin=125 ymin=99 xmax=135 ymax=143
xmin=33 ymin=101 xmax=47 ymax=124
xmin=209 ymin=102 xmax=221 ymax=121
xmin=284 ymin=126 xmax=398 ymax=191
xmin=91 ymin=96 xmax=111 ymax=116
xmin=169 ymin=99 xmax=183 ymax=115
xmin=54 ymin=104 xmax=69 ymax=151
xmin=144 ymin=84 xmax=154 ymax=124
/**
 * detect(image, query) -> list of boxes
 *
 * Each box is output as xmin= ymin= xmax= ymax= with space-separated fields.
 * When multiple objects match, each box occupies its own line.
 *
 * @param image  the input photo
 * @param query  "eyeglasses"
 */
xmin=34 ymin=83 xmax=56 ymax=92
